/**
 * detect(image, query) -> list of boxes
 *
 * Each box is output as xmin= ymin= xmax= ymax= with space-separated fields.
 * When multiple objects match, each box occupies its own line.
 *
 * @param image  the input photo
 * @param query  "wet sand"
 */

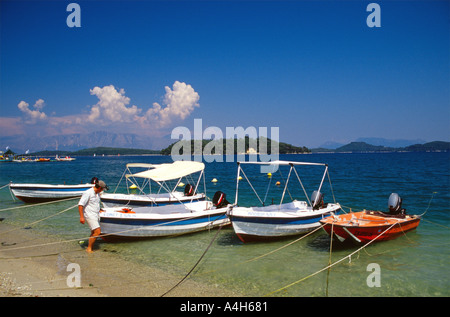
xmin=0 ymin=223 xmax=240 ymax=297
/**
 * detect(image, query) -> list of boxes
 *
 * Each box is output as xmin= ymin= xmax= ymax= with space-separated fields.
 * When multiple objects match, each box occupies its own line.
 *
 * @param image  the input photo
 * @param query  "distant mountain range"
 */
xmin=27 ymin=147 xmax=160 ymax=156
xmin=0 ymin=131 xmax=167 ymax=154
xmin=1 ymin=130 xmax=448 ymax=155
xmin=312 ymin=141 xmax=450 ymax=153
xmin=318 ymin=137 xmax=427 ymax=149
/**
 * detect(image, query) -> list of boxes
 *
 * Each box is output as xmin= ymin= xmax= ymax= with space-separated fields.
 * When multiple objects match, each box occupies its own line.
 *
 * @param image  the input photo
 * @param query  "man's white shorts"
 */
xmin=85 ymin=215 xmax=100 ymax=231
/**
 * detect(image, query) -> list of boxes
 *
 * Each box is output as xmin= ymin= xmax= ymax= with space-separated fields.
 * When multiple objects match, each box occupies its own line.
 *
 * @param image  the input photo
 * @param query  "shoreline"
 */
xmin=0 ymin=223 xmax=240 ymax=297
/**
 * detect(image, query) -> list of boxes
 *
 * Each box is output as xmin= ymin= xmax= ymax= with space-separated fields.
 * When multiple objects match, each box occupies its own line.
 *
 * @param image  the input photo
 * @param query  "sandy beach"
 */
xmin=0 ymin=223 xmax=240 ymax=297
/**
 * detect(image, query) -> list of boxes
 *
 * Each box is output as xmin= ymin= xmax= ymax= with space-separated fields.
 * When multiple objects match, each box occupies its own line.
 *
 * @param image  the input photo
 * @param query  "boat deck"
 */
xmin=326 ymin=211 xmax=418 ymax=227
xmin=104 ymin=201 xmax=213 ymax=216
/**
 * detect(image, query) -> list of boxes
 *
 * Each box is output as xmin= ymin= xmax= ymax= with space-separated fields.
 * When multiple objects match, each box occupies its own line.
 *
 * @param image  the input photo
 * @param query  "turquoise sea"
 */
xmin=0 ymin=152 xmax=449 ymax=296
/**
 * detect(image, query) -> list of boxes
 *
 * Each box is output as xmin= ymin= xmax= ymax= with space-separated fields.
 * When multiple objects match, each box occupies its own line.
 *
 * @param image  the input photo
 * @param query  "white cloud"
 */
xmin=144 ymin=81 xmax=200 ymax=128
xmin=88 ymin=81 xmax=200 ymax=129
xmin=17 ymin=99 xmax=47 ymax=123
xmin=11 ymin=81 xmax=199 ymax=138
xmin=88 ymin=85 xmax=141 ymax=124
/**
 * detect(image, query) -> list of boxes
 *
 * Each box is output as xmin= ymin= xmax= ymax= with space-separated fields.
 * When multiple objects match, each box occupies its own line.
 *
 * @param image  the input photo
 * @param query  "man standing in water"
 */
xmin=78 ymin=180 xmax=108 ymax=253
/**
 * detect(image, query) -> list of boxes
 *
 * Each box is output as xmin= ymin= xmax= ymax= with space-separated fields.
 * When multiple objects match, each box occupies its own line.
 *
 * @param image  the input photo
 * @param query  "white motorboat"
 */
xmin=227 ymin=161 xmax=341 ymax=242
xmin=9 ymin=183 xmax=93 ymax=203
xmin=99 ymin=161 xmax=231 ymax=238
xmin=101 ymin=161 xmax=206 ymax=208
xmin=99 ymin=201 xmax=230 ymax=238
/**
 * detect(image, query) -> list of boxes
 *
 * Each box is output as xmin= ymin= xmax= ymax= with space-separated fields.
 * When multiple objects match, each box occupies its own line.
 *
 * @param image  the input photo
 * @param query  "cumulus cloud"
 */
xmin=144 ymin=81 xmax=200 ymax=127
xmin=88 ymin=85 xmax=141 ymax=124
xmin=87 ymin=81 xmax=200 ymax=129
xmin=11 ymin=81 xmax=199 ymax=138
xmin=17 ymin=99 xmax=47 ymax=123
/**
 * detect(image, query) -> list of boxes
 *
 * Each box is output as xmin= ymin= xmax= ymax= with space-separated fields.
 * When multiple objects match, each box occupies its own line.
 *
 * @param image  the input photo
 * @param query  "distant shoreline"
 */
xmin=4 ymin=140 xmax=449 ymax=157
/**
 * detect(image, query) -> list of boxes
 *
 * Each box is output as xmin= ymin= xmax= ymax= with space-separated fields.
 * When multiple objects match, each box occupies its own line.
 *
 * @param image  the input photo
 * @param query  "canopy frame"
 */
xmin=234 ymin=160 xmax=335 ymax=209
xmin=111 ymin=161 xmax=207 ymax=208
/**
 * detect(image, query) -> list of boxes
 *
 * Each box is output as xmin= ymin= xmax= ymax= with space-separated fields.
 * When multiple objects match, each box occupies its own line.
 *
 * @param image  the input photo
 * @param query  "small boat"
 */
xmin=101 ymin=161 xmax=206 ymax=208
xmin=9 ymin=183 xmax=93 ymax=203
xmin=55 ymin=155 xmax=76 ymax=161
xmin=227 ymin=161 xmax=341 ymax=243
xmin=35 ymin=157 xmax=51 ymax=162
xmin=99 ymin=200 xmax=230 ymax=238
xmin=99 ymin=161 xmax=231 ymax=238
xmin=320 ymin=193 xmax=421 ymax=243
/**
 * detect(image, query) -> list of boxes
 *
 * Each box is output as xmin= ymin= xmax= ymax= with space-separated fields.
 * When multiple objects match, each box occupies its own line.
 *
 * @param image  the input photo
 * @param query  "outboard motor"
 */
xmin=311 ymin=190 xmax=324 ymax=210
xmin=388 ymin=193 xmax=406 ymax=215
xmin=213 ymin=191 xmax=230 ymax=208
xmin=184 ymin=184 xmax=194 ymax=196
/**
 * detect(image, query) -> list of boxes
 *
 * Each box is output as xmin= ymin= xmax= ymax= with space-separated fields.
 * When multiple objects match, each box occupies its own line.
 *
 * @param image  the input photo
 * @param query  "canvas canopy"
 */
xmin=128 ymin=161 xmax=205 ymax=182
xmin=125 ymin=163 xmax=156 ymax=169
xmin=237 ymin=160 xmax=326 ymax=166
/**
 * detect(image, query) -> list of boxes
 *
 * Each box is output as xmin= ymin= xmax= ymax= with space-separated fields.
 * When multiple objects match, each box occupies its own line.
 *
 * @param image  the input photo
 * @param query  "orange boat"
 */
xmin=35 ymin=157 xmax=50 ymax=162
xmin=320 ymin=193 xmax=421 ymax=243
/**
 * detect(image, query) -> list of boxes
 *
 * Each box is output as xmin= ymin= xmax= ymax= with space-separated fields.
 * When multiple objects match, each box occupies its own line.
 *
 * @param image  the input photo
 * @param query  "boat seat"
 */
xmin=365 ymin=210 xmax=407 ymax=219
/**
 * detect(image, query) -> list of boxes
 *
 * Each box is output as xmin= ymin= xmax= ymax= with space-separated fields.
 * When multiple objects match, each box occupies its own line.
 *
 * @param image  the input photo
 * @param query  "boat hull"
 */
xmin=228 ymin=202 xmax=341 ymax=243
xmin=99 ymin=202 xmax=230 ymax=238
xmin=101 ymin=193 xmax=206 ymax=208
xmin=320 ymin=211 xmax=421 ymax=243
xmin=10 ymin=183 xmax=93 ymax=203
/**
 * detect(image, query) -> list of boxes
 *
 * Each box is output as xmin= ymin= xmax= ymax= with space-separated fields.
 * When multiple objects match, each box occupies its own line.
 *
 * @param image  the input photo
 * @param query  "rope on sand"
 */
xmin=0 ymin=211 xmax=227 ymax=253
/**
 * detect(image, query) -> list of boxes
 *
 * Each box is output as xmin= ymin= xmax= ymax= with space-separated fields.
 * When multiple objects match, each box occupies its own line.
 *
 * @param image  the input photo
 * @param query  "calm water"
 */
xmin=0 ymin=152 xmax=449 ymax=296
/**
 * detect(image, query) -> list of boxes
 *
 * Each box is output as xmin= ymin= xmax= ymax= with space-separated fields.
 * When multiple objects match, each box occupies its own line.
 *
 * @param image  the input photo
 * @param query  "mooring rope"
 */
xmin=189 ymin=224 xmax=326 ymax=279
xmin=1 ymin=192 xmax=441 ymax=296
xmin=417 ymin=192 xmax=437 ymax=217
xmin=0 ymin=207 xmax=228 ymax=253
xmin=0 ymin=183 xmax=10 ymax=190
xmin=421 ymin=218 xmax=449 ymax=229
xmin=0 ymin=196 xmax=79 ymax=213
xmin=325 ymin=221 xmax=334 ymax=296
xmin=264 ymin=221 xmax=399 ymax=296
xmin=160 ymin=223 xmax=225 ymax=297
xmin=0 ymin=204 xmax=78 ymax=236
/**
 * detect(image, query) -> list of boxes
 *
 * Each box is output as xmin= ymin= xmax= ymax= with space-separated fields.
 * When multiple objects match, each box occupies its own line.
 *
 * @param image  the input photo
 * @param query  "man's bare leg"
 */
xmin=86 ymin=227 xmax=101 ymax=253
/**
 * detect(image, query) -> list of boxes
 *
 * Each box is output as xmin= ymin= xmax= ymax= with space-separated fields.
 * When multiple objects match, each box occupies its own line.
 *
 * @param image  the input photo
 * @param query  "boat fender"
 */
xmin=184 ymin=184 xmax=194 ymax=196
xmin=213 ymin=191 xmax=230 ymax=208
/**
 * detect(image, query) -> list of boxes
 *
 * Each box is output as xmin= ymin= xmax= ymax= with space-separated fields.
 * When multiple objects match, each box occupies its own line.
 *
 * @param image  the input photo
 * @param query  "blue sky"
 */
xmin=0 ymin=0 xmax=449 ymax=149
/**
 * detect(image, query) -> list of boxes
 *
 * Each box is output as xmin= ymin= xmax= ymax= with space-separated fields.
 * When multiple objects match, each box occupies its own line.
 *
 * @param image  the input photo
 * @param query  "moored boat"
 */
xmin=227 ymin=161 xmax=341 ymax=243
xmin=99 ymin=160 xmax=231 ymax=238
xmin=55 ymin=155 xmax=76 ymax=161
xmin=320 ymin=193 xmax=421 ymax=243
xmin=229 ymin=200 xmax=341 ymax=242
xmin=99 ymin=200 xmax=230 ymax=238
xmin=101 ymin=161 xmax=206 ymax=208
xmin=34 ymin=157 xmax=51 ymax=162
xmin=10 ymin=183 xmax=93 ymax=203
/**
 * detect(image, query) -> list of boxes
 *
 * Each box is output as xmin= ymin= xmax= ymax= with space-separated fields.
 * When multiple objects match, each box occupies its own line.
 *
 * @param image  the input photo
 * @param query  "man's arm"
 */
xmin=78 ymin=205 xmax=85 ymax=224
